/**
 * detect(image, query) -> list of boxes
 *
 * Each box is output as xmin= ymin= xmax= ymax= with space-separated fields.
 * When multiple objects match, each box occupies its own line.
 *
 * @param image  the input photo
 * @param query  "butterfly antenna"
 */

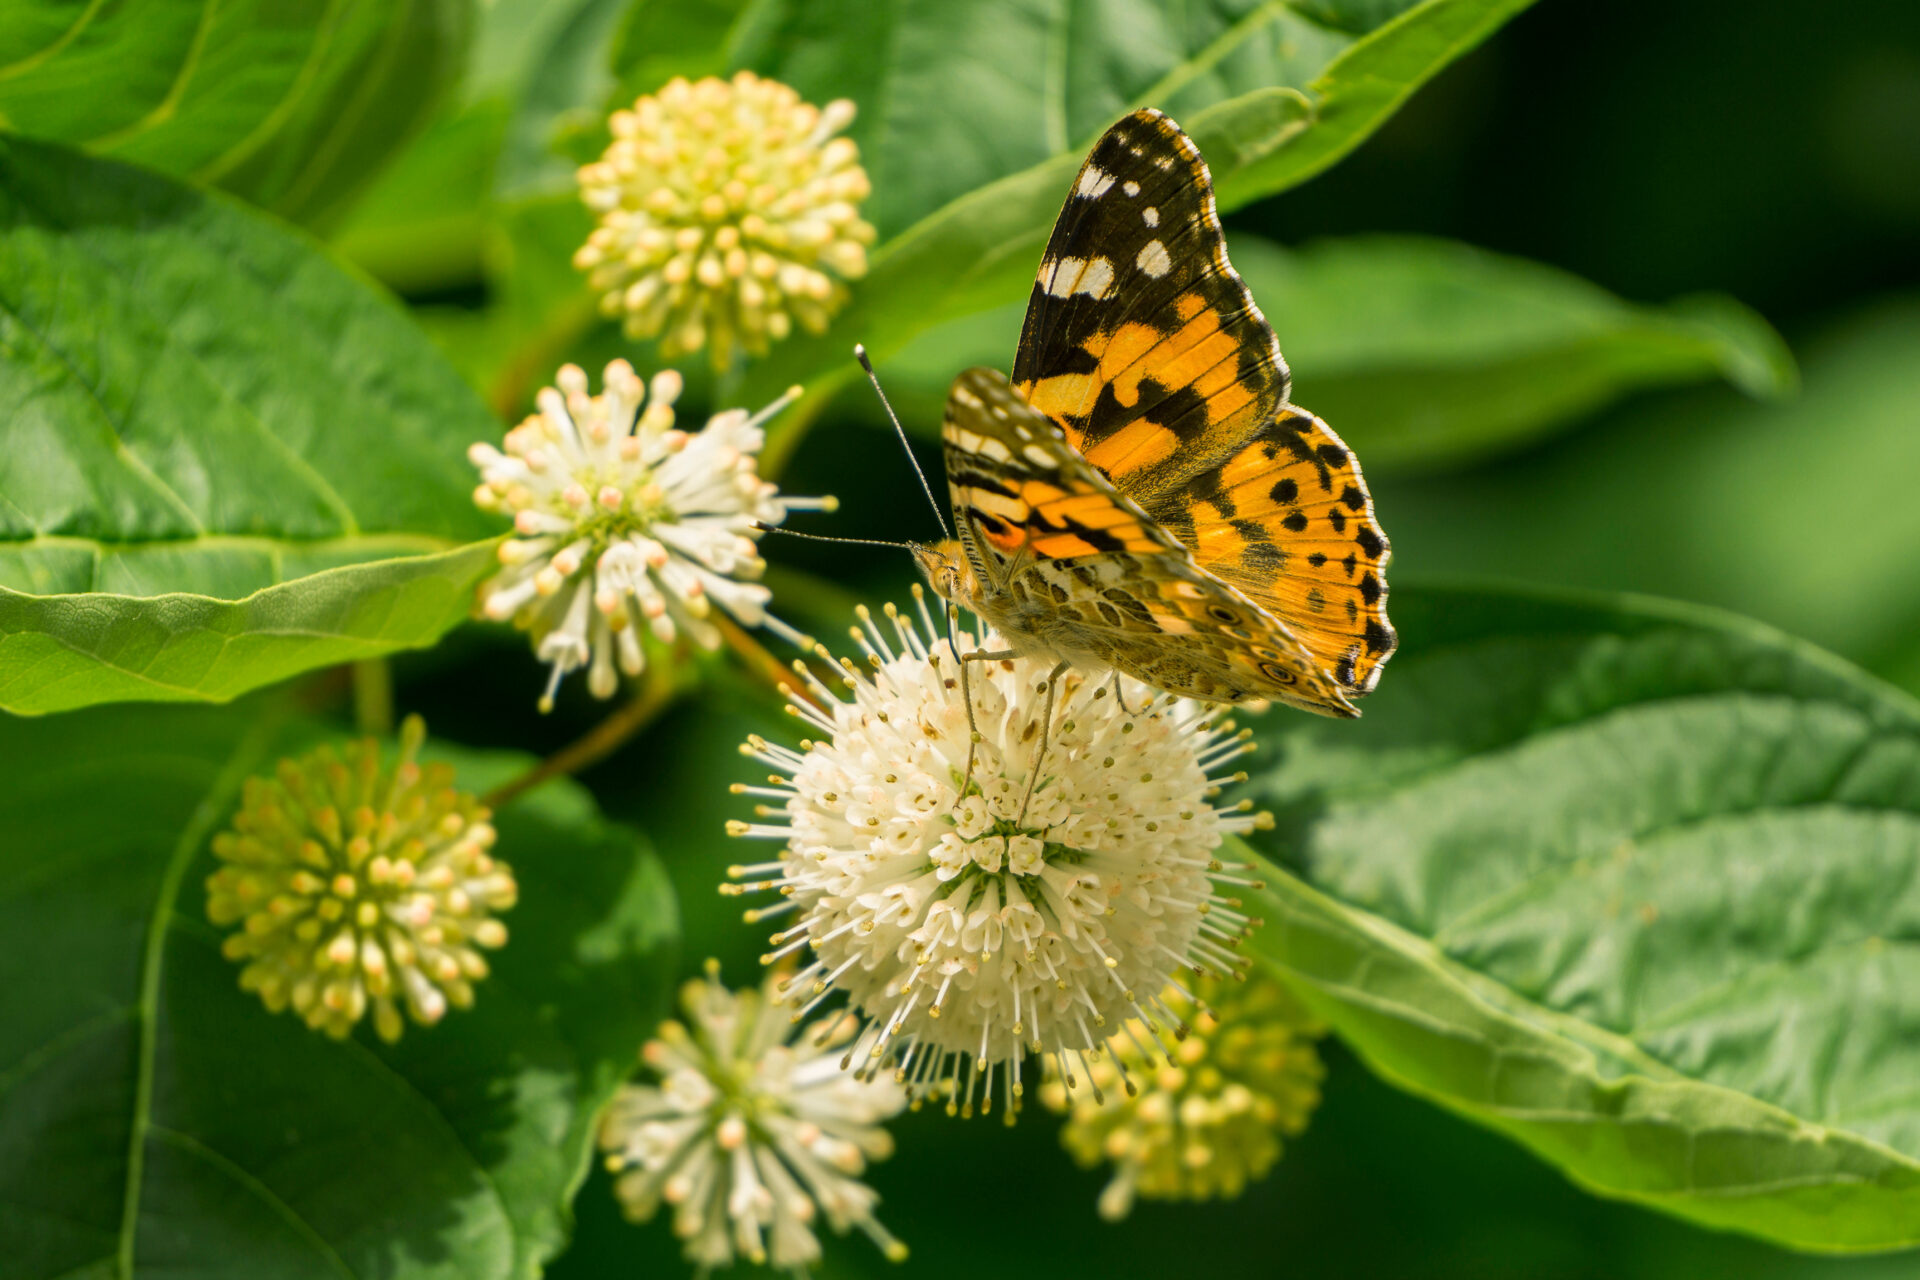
xmin=755 ymin=523 xmax=916 ymax=552
xmin=856 ymin=343 xmax=951 ymax=540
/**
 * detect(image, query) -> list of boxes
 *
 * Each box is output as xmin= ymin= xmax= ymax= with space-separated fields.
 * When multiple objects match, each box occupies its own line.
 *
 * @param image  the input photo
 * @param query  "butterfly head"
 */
xmin=910 ymin=539 xmax=978 ymax=606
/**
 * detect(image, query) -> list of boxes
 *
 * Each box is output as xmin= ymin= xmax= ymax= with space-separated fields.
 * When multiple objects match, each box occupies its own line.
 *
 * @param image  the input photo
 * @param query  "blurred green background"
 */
xmin=378 ymin=0 xmax=1920 ymax=1274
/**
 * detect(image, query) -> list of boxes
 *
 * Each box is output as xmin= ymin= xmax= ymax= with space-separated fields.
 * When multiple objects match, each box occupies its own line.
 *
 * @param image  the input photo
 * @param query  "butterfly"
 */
xmin=911 ymin=108 xmax=1395 ymax=720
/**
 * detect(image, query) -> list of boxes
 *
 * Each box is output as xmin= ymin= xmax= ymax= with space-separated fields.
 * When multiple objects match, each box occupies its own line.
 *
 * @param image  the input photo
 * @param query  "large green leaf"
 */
xmin=0 ymin=703 xmax=678 ymax=1280
xmin=0 ymin=137 xmax=503 ymax=713
xmin=1376 ymin=299 xmax=1920 ymax=673
xmin=0 ymin=542 xmax=497 ymax=716
xmin=0 ymin=0 xmax=469 ymax=226
xmin=1243 ymin=585 xmax=1920 ymax=1253
xmin=736 ymin=0 xmax=1356 ymax=240
xmin=738 ymin=0 xmax=1540 ymax=437
xmin=850 ymin=234 xmax=1793 ymax=468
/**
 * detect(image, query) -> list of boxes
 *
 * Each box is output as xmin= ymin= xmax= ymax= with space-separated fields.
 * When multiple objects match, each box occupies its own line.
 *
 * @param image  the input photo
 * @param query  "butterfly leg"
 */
xmin=1108 ymin=670 xmax=1137 ymax=717
xmin=956 ymin=641 xmax=1020 ymax=795
xmin=1017 ymin=660 xmax=1073 ymax=826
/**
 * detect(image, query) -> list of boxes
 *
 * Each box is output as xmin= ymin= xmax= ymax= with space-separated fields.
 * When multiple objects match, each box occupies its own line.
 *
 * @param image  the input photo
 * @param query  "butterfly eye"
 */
xmin=1258 ymin=661 xmax=1298 ymax=685
xmin=1207 ymin=605 xmax=1240 ymax=625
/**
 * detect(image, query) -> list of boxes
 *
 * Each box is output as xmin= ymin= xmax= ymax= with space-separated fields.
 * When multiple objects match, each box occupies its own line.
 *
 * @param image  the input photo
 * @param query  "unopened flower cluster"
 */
xmin=206 ymin=716 xmax=516 ymax=1042
xmin=729 ymin=594 xmax=1270 ymax=1118
xmin=470 ymin=359 xmax=827 ymax=709
xmin=599 ymin=964 xmax=908 ymax=1273
xmin=1043 ymin=973 xmax=1326 ymax=1219
xmin=575 ymin=71 xmax=875 ymax=368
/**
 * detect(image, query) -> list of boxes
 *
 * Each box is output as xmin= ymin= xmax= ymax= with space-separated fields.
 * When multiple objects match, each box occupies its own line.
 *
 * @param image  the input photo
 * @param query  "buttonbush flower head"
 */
xmin=205 ymin=716 xmax=516 ymax=1043
xmin=727 ymin=592 xmax=1269 ymax=1119
xmin=574 ymin=71 xmax=875 ymax=369
xmin=470 ymin=359 xmax=829 ymax=710
xmin=1041 ymin=973 xmax=1326 ymax=1219
xmin=600 ymin=962 xmax=908 ymax=1275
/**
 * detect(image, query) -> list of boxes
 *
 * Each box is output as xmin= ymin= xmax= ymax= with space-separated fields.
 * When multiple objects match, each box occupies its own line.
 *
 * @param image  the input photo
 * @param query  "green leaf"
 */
xmin=849 ymin=234 xmax=1794 ymax=468
xmin=610 ymin=0 xmax=751 ymax=90
xmin=330 ymin=0 xmax=616 ymax=295
xmin=0 ymin=703 xmax=678 ymax=1280
xmin=0 ymin=136 xmax=505 ymax=713
xmin=1243 ymin=584 xmax=1920 ymax=1253
xmin=0 ymin=0 xmax=470 ymax=226
xmin=738 ymin=0 xmax=1541 ymax=428
xmin=735 ymin=0 xmax=1343 ymax=240
xmin=1377 ymin=299 xmax=1920 ymax=673
xmin=0 ymin=541 xmax=498 ymax=716
xmin=1239 ymin=236 xmax=1794 ymax=467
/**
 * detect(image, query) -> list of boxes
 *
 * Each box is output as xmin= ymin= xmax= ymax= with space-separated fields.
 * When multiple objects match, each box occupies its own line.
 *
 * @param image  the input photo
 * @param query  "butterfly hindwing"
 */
xmin=1160 ymin=405 xmax=1396 ymax=695
xmin=940 ymin=368 xmax=1358 ymax=713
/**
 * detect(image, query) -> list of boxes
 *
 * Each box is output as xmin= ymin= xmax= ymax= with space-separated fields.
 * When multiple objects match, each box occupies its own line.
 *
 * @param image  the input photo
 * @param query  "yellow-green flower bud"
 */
xmin=1041 ymin=973 xmax=1325 ymax=1219
xmin=205 ymin=716 xmax=517 ymax=1042
xmin=575 ymin=72 xmax=876 ymax=369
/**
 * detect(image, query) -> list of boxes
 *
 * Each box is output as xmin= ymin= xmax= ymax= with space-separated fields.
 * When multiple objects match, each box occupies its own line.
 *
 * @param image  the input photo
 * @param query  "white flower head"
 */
xmin=574 ymin=71 xmax=876 ymax=369
xmin=469 ymin=359 xmax=831 ymax=709
xmin=600 ymin=962 xmax=908 ymax=1274
xmin=727 ymin=592 xmax=1270 ymax=1119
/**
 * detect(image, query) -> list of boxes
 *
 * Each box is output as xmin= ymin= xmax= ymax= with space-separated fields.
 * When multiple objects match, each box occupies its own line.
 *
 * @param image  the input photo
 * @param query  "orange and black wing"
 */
xmin=1010 ymin=108 xmax=1396 ymax=700
xmin=1010 ymin=108 xmax=1289 ymax=514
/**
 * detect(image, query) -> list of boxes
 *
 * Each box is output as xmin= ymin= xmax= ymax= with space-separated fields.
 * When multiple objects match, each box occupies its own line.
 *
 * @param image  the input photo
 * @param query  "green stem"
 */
xmin=352 ymin=659 xmax=394 ymax=736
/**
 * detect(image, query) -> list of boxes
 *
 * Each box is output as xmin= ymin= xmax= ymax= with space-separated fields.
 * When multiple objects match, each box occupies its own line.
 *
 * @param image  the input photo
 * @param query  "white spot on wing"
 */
xmin=1142 ymin=206 xmax=1158 ymax=227
xmin=1041 ymin=255 xmax=1118 ymax=299
xmin=1022 ymin=443 xmax=1055 ymax=467
xmin=1076 ymin=165 xmax=1116 ymax=198
xmin=1122 ymin=180 xmax=1140 ymax=197
xmin=1135 ymin=240 xmax=1172 ymax=278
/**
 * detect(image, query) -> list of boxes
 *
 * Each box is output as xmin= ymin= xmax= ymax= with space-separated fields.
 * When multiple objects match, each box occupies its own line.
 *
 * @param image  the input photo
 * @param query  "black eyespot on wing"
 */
xmin=1258 ymin=661 xmax=1298 ymax=685
xmin=1281 ymin=511 xmax=1308 ymax=533
xmin=1207 ymin=604 xmax=1240 ymax=625
xmin=1270 ymin=478 xmax=1298 ymax=504
xmin=1355 ymin=526 xmax=1385 ymax=559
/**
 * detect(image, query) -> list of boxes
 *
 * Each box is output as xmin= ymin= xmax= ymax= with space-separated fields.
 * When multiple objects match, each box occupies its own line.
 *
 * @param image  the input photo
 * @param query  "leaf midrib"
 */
xmin=148 ymin=1125 xmax=359 ymax=1280
xmin=118 ymin=717 xmax=275 ymax=1278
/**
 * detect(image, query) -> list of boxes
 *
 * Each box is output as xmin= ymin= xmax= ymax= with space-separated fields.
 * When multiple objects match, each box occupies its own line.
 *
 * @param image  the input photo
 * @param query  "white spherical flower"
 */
xmin=727 ymin=593 xmax=1269 ymax=1119
xmin=469 ymin=359 xmax=831 ymax=710
xmin=574 ymin=71 xmax=875 ymax=369
xmin=600 ymin=963 xmax=908 ymax=1273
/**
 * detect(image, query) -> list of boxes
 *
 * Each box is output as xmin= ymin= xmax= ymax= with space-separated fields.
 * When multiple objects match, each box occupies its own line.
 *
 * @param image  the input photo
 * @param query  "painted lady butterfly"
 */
xmin=913 ymin=108 xmax=1396 ymax=717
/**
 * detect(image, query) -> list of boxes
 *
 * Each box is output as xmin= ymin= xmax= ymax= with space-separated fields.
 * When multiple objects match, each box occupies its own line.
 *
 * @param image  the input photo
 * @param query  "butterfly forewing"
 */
xmin=1011 ymin=110 xmax=1290 ymax=515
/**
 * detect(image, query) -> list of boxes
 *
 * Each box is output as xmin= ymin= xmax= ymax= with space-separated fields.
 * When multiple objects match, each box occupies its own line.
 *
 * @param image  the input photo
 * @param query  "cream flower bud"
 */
xmin=600 ymin=963 xmax=909 ymax=1271
xmin=470 ymin=360 xmax=834 ymax=710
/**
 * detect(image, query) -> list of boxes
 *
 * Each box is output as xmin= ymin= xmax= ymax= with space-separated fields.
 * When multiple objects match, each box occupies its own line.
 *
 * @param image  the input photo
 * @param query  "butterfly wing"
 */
xmin=941 ymin=368 xmax=1357 ymax=714
xmin=1011 ymin=108 xmax=1289 ymax=512
xmin=1010 ymin=108 xmax=1396 ymax=701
